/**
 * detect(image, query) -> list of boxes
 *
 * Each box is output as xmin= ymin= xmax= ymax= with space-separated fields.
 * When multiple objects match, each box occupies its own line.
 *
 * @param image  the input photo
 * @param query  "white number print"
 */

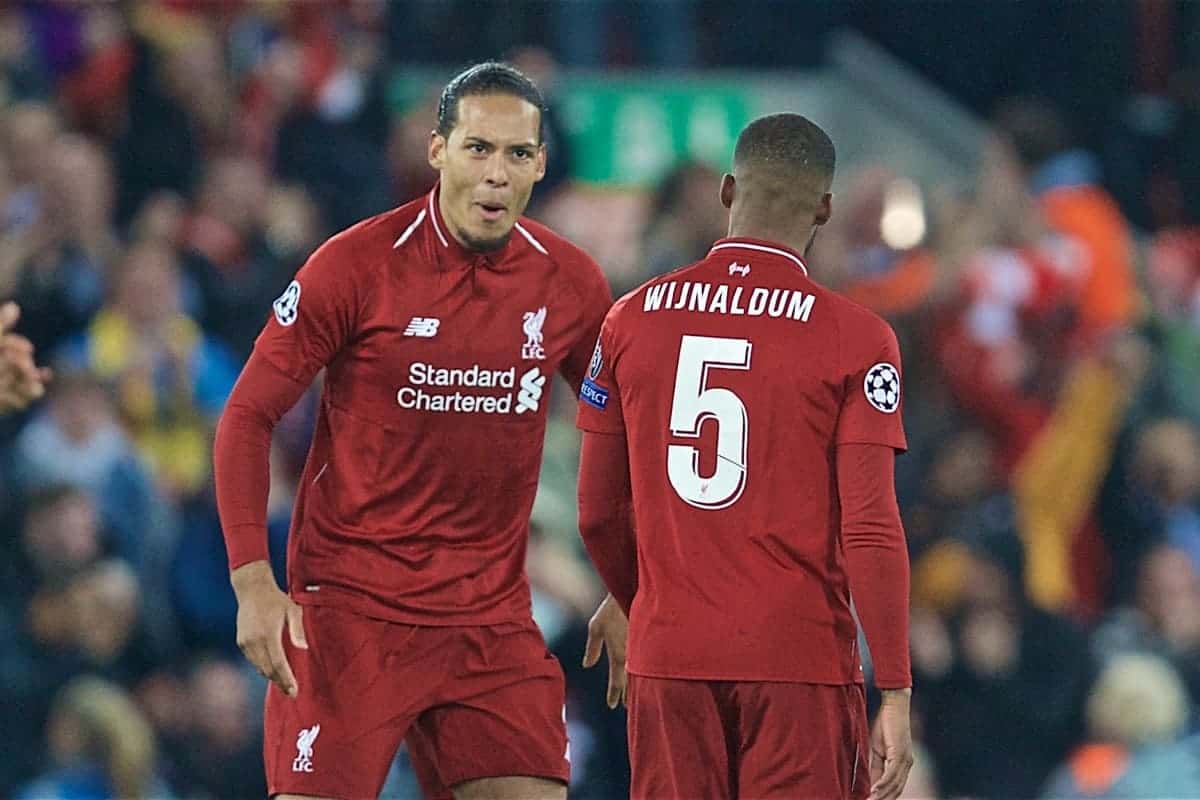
xmin=667 ymin=335 xmax=753 ymax=509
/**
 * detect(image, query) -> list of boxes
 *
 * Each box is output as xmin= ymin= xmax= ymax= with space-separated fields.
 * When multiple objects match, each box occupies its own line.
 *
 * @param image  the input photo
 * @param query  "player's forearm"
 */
xmin=577 ymin=431 xmax=638 ymax=614
xmin=215 ymin=350 xmax=308 ymax=571
xmin=838 ymin=443 xmax=912 ymax=689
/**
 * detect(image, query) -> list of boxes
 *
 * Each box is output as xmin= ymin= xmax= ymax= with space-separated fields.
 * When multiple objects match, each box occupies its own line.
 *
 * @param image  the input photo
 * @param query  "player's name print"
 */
xmin=396 ymin=361 xmax=545 ymax=415
xmin=643 ymin=281 xmax=814 ymax=322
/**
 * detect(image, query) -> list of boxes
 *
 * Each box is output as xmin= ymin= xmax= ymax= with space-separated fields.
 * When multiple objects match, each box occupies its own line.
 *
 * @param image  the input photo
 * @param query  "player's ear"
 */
xmin=814 ymin=191 xmax=833 ymax=226
xmin=534 ymin=142 xmax=547 ymax=182
xmin=428 ymin=130 xmax=446 ymax=171
xmin=720 ymin=173 xmax=735 ymax=210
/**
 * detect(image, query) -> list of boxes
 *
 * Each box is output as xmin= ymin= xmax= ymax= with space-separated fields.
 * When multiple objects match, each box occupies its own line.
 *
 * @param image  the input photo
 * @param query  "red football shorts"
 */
xmin=263 ymin=604 xmax=570 ymax=799
xmin=627 ymin=675 xmax=869 ymax=800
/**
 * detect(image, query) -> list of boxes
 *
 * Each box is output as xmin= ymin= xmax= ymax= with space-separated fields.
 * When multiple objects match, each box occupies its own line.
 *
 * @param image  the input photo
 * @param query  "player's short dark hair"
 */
xmin=733 ymin=113 xmax=836 ymax=189
xmin=992 ymin=96 xmax=1073 ymax=171
xmin=437 ymin=62 xmax=545 ymax=142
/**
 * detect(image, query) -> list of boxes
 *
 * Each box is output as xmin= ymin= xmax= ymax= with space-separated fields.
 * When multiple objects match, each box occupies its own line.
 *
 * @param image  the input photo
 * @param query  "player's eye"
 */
xmin=513 ymin=149 xmax=531 ymax=160
xmin=468 ymin=143 xmax=487 ymax=155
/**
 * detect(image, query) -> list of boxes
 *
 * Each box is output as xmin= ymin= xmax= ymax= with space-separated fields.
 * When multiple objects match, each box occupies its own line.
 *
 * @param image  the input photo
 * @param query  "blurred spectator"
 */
xmin=810 ymin=168 xmax=939 ymax=318
xmin=60 ymin=241 xmax=237 ymax=499
xmin=1129 ymin=420 xmax=1200 ymax=571
xmin=110 ymin=34 xmax=201 ymax=226
xmin=16 ymin=675 xmax=169 ymax=800
xmin=154 ymin=657 xmax=267 ymax=800
xmin=915 ymin=527 xmax=1094 ymax=799
xmin=14 ymin=371 xmax=170 ymax=570
xmin=549 ymin=0 xmax=697 ymax=68
xmin=0 ymin=555 xmax=159 ymax=796
xmin=1 ymin=130 xmax=113 ymax=356
xmin=1041 ymin=652 xmax=1198 ymax=798
xmin=638 ymin=160 xmax=726 ymax=290
xmin=1093 ymin=545 xmax=1200 ymax=706
xmin=169 ymin=444 xmax=293 ymax=652
xmin=508 ymin=46 xmax=574 ymax=216
xmin=0 ymin=8 xmax=50 ymax=103
xmin=182 ymin=158 xmax=323 ymax=354
xmin=992 ymin=96 xmax=1139 ymax=341
xmin=1145 ymin=228 xmax=1200 ymax=424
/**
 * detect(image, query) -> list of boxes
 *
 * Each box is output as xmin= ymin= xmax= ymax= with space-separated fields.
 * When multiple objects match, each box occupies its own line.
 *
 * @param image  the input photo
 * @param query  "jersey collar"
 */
xmin=708 ymin=237 xmax=809 ymax=276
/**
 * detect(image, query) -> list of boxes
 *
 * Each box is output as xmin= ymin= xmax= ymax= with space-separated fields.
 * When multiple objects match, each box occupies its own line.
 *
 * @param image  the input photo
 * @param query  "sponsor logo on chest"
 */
xmin=394 ymin=307 xmax=551 ymax=416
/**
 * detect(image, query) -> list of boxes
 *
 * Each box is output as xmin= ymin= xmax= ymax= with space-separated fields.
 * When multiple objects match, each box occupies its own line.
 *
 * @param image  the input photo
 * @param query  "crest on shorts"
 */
xmin=292 ymin=723 xmax=320 ymax=773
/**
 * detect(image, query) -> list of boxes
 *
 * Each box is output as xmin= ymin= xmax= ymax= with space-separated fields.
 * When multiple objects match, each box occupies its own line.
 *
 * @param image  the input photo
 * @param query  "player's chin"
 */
xmin=461 ymin=224 xmax=512 ymax=253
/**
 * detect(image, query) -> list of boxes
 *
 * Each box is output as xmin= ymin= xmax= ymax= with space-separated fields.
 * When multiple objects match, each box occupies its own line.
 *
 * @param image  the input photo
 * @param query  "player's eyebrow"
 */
xmin=464 ymin=136 xmax=538 ymax=152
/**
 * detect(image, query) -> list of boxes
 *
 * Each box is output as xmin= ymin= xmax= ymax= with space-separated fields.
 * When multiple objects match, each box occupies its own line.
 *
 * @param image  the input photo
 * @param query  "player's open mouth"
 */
xmin=475 ymin=202 xmax=506 ymax=222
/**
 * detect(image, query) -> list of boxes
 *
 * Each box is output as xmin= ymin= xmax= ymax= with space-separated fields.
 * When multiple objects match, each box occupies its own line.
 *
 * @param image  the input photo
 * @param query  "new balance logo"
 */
xmin=292 ymin=724 xmax=320 ymax=773
xmin=404 ymin=317 xmax=440 ymax=337
xmin=515 ymin=367 xmax=546 ymax=414
xmin=728 ymin=262 xmax=751 ymax=277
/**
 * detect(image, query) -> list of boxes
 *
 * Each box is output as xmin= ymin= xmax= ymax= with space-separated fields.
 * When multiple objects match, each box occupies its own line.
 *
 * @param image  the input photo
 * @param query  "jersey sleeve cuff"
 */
xmin=224 ymin=523 xmax=271 ymax=571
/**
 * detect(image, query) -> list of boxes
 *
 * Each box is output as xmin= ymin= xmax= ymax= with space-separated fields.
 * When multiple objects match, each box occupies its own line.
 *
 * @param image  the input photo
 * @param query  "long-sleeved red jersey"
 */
xmin=215 ymin=185 xmax=611 ymax=625
xmin=576 ymin=237 xmax=911 ymax=688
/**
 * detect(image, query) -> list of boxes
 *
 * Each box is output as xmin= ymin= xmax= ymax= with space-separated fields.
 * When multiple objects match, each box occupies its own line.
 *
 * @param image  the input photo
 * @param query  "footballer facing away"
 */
xmin=577 ymin=113 xmax=915 ymax=800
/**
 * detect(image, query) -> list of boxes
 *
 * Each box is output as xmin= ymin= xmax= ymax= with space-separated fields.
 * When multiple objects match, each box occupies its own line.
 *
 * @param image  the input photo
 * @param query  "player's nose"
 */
xmin=482 ymin=152 xmax=509 ymax=186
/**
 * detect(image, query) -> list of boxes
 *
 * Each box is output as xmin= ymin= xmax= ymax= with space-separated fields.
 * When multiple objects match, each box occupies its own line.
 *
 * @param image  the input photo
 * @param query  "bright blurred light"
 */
xmin=879 ymin=178 xmax=926 ymax=250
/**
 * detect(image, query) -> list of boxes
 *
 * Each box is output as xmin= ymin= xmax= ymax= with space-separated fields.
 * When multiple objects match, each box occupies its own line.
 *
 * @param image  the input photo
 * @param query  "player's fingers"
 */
xmin=868 ymin=747 xmax=885 ymax=788
xmin=1 ymin=336 xmax=33 ymax=357
xmin=37 ymin=366 xmax=53 ymax=384
xmin=287 ymin=602 xmax=309 ymax=650
xmin=870 ymin=752 xmax=911 ymax=800
xmin=582 ymin=627 xmax=603 ymax=668
xmin=606 ymin=647 xmax=627 ymax=709
xmin=241 ymin=640 xmax=273 ymax=683
xmin=265 ymin=631 xmax=298 ymax=697
xmin=0 ymin=302 xmax=19 ymax=333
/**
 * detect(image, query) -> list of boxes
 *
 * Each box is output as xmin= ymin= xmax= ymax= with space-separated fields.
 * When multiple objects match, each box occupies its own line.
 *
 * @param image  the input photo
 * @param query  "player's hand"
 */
xmin=869 ymin=688 xmax=913 ymax=800
xmin=0 ymin=302 xmax=51 ymax=413
xmin=582 ymin=594 xmax=627 ymax=708
xmin=231 ymin=560 xmax=308 ymax=697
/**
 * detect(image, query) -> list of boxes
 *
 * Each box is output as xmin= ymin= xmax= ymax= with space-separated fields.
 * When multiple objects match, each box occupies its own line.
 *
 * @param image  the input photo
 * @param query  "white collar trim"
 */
xmin=710 ymin=241 xmax=808 ymax=276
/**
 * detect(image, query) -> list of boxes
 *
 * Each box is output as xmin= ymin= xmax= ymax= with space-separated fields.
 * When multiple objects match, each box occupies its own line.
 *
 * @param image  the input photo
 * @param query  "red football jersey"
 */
xmin=577 ymin=237 xmax=906 ymax=683
xmin=255 ymin=186 xmax=611 ymax=624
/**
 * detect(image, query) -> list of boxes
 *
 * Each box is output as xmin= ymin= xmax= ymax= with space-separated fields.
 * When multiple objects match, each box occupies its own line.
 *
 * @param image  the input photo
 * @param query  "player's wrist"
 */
xmin=878 ymin=687 xmax=912 ymax=705
xmin=230 ymin=560 xmax=279 ymax=597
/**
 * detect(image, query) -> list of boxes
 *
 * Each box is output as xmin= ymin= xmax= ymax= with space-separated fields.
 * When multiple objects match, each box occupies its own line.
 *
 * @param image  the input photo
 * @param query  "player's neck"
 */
xmin=726 ymin=222 xmax=814 ymax=259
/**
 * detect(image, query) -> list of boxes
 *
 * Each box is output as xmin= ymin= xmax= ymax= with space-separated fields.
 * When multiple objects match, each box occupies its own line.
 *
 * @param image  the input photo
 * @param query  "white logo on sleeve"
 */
xmin=292 ymin=724 xmax=320 ymax=773
xmin=864 ymin=362 xmax=900 ymax=413
xmin=588 ymin=339 xmax=603 ymax=380
xmin=404 ymin=317 xmax=441 ymax=337
xmin=521 ymin=307 xmax=547 ymax=360
xmin=515 ymin=366 xmax=546 ymax=414
xmin=273 ymin=280 xmax=301 ymax=327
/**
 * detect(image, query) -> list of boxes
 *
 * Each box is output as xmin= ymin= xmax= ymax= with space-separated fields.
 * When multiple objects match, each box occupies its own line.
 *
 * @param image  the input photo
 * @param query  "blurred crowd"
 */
xmin=1 ymin=2 xmax=1200 ymax=800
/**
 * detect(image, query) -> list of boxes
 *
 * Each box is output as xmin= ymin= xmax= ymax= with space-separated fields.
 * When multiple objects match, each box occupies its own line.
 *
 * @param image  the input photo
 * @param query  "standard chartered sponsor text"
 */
xmin=398 ymin=363 xmax=542 ymax=414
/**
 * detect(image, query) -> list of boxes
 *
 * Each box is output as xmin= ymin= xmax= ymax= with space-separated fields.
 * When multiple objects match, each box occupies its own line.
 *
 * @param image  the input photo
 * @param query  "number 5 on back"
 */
xmin=667 ymin=335 xmax=753 ymax=509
